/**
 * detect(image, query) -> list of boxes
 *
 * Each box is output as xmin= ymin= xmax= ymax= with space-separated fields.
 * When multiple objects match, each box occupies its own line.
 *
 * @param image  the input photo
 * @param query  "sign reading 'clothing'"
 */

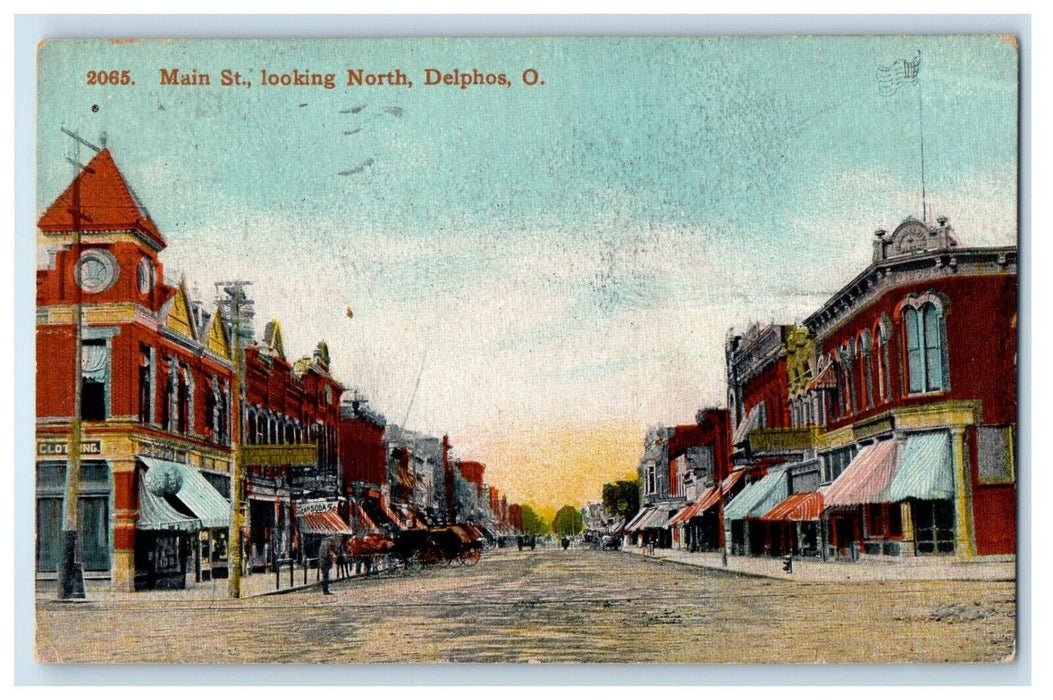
xmin=37 ymin=440 xmax=102 ymax=456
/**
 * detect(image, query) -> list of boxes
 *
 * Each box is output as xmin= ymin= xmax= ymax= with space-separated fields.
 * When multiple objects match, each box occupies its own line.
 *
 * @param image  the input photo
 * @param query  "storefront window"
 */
xmin=35 ymin=461 xmax=111 ymax=573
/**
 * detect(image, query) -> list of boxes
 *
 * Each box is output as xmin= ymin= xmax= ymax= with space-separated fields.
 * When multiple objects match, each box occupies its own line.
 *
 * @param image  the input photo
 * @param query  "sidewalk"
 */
xmin=622 ymin=545 xmax=1016 ymax=582
xmin=35 ymin=562 xmax=382 ymax=605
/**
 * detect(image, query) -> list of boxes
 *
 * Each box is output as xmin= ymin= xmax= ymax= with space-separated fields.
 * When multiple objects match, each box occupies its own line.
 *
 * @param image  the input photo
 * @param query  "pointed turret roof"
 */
xmin=38 ymin=148 xmax=165 ymax=248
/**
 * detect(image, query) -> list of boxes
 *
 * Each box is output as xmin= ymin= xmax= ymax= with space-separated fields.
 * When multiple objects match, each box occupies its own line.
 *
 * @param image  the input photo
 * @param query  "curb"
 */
xmin=620 ymin=548 xmax=1016 ymax=583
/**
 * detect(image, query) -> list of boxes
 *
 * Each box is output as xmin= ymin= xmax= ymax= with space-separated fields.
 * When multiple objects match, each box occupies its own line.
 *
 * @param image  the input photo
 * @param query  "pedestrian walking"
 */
xmin=336 ymin=538 xmax=348 ymax=579
xmin=320 ymin=540 xmax=334 ymax=595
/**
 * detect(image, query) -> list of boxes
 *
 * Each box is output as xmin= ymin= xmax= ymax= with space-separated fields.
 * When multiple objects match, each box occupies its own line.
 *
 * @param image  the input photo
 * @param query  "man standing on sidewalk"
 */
xmin=320 ymin=540 xmax=334 ymax=595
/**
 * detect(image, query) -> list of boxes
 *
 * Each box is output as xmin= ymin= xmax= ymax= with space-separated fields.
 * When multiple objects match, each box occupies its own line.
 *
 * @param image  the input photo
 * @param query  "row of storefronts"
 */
xmin=35 ymin=147 xmax=520 ymax=592
xmin=627 ymin=216 xmax=1017 ymax=561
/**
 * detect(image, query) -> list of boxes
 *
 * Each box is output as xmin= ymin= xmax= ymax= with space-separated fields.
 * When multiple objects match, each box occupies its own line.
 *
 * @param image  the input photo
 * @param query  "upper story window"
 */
xmin=859 ymin=329 xmax=874 ymax=409
xmin=138 ymin=346 xmax=152 ymax=424
xmin=81 ymin=339 xmax=109 ymax=421
xmin=875 ymin=321 xmax=892 ymax=403
xmin=902 ymin=299 xmax=948 ymax=394
xmin=75 ymin=250 xmax=119 ymax=294
xmin=644 ymin=466 xmax=656 ymax=495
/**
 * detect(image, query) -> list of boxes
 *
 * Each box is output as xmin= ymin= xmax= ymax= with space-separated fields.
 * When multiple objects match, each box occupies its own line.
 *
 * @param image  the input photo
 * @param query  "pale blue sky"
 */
xmin=37 ymin=36 xmax=1018 ymax=444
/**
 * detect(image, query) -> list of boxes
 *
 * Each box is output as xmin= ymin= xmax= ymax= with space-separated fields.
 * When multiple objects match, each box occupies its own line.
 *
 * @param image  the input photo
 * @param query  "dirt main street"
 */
xmin=35 ymin=548 xmax=1016 ymax=664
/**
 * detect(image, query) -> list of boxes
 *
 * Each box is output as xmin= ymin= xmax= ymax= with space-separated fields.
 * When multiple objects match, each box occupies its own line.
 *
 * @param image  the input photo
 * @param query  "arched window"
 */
xmin=874 ymin=324 xmax=886 ymax=403
xmin=859 ymin=330 xmax=874 ymax=410
xmin=138 ymin=346 xmax=152 ymax=424
xmin=903 ymin=301 xmax=948 ymax=394
xmin=204 ymin=381 xmax=217 ymax=442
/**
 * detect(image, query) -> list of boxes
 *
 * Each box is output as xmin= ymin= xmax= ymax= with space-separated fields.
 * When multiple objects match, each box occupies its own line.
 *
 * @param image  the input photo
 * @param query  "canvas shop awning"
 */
xmin=139 ymin=456 xmax=231 ymax=529
xmin=760 ymin=490 xmax=826 ymax=522
xmin=624 ymin=508 xmax=653 ymax=532
xmin=886 ymin=431 xmax=954 ymax=502
xmin=823 ymin=439 xmax=898 ymax=508
xmin=637 ymin=507 xmax=678 ymax=530
xmin=723 ymin=470 xmax=789 ymax=521
xmin=297 ymin=507 xmax=354 ymax=536
xmin=137 ymin=479 xmax=201 ymax=532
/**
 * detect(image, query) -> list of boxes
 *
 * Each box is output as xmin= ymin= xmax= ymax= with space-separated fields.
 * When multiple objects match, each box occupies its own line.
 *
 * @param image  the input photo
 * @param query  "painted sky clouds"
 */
xmin=37 ymin=36 xmax=1017 ymax=509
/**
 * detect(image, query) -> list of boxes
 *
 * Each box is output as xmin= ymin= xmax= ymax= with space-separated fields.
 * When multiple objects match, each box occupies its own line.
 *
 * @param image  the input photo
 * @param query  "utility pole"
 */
xmin=57 ymin=128 xmax=99 ymax=600
xmin=219 ymin=281 xmax=251 ymax=599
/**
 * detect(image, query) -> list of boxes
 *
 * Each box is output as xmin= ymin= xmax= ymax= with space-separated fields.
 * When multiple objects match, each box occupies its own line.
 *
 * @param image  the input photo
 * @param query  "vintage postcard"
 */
xmin=32 ymin=35 xmax=1018 ymax=664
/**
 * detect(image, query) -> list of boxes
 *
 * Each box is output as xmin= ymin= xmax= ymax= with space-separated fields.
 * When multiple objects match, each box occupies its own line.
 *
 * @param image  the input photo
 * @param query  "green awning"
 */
xmin=137 ymin=479 xmax=201 ymax=532
xmin=140 ymin=457 xmax=231 ymax=529
xmin=723 ymin=470 xmax=789 ymax=520
xmin=886 ymin=431 xmax=954 ymax=502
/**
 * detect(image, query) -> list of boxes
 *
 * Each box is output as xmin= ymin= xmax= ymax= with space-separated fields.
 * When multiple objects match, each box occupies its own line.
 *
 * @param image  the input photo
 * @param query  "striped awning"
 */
xmin=139 ymin=457 xmax=230 ymax=529
xmin=760 ymin=490 xmax=825 ymax=521
xmin=137 ymin=479 xmax=201 ymax=532
xmin=297 ymin=508 xmax=354 ymax=536
xmin=732 ymin=406 xmax=762 ymax=445
xmin=887 ymin=431 xmax=954 ymax=502
xmin=633 ymin=506 xmax=677 ymax=530
xmin=624 ymin=508 xmax=653 ymax=532
xmin=721 ymin=468 xmax=749 ymax=494
xmin=824 ymin=439 xmax=899 ymax=508
xmin=670 ymin=486 xmax=716 ymax=526
xmin=349 ymin=499 xmax=380 ymax=531
xmin=723 ymin=470 xmax=789 ymax=521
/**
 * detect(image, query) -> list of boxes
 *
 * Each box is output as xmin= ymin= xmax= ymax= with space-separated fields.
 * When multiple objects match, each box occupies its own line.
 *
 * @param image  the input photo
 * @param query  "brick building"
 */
xmin=36 ymin=149 xmax=236 ymax=590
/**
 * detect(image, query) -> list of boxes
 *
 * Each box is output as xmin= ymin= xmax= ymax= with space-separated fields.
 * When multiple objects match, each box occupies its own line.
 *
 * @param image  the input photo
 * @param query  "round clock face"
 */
xmin=137 ymin=257 xmax=155 ymax=294
xmin=76 ymin=250 xmax=119 ymax=293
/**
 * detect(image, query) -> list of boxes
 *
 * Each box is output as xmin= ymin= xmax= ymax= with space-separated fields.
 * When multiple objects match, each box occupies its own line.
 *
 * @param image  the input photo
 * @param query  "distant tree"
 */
xmin=520 ymin=504 xmax=550 ymax=536
xmin=602 ymin=479 xmax=640 ymax=520
xmin=552 ymin=505 xmax=584 ymax=536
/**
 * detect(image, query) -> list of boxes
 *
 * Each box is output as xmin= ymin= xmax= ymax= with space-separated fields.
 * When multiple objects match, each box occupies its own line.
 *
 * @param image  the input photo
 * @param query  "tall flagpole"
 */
xmin=916 ymin=51 xmax=927 ymax=223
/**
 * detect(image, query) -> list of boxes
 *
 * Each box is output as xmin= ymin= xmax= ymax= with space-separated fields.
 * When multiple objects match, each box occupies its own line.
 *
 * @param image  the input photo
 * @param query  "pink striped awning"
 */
xmin=760 ymin=491 xmax=825 ymax=521
xmin=297 ymin=508 xmax=354 ymax=536
xmin=824 ymin=439 xmax=899 ymax=507
xmin=669 ymin=487 xmax=714 ymax=526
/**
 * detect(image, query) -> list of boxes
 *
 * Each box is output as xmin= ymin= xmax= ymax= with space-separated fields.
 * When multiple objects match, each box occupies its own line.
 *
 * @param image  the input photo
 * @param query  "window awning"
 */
xmin=139 ymin=457 xmax=230 ymax=529
xmin=732 ymin=406 xmax=762 ymax=445
xmin=824 ymin=439 xmax=898 ymax=508
xmin=137 ymin=479 xmax=201 ymax=532
xmin=886 ymin=431 xmax=954 ymax=502
xmin=723 ymin=470 xmax=789 ymax=520
xmin=760 ymin=490 xmax=825 ymax=522
xmin=297 ymin=508 xmax=354 ymax=536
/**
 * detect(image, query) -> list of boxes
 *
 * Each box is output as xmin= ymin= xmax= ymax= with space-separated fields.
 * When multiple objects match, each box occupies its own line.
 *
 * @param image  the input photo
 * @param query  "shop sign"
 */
xmin=37 ymin=440 xmax=102 ymax=456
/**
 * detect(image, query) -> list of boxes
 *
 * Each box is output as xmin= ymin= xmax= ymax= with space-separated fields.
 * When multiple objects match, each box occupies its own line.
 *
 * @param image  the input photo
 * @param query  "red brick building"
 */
xmin=36 ymin=149 xmax=237 ymax=590
xmin=726 ymin=217 xmax=1017 ymax=560
xmin=238 ymin=318 xmax=345 ymax=569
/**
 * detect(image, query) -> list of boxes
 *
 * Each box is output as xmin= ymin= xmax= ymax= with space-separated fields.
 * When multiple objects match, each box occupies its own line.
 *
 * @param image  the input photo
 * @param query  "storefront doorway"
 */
xmin=912 ymin=499 xmax=955 ymax=555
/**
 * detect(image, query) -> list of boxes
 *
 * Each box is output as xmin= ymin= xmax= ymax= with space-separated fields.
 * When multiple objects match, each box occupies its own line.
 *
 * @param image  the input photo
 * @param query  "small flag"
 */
xmin=877 ymin=52 xmax=921 ymax=96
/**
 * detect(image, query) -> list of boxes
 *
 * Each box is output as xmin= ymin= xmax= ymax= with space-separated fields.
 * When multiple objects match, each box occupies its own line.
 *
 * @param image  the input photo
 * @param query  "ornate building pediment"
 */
xmin=874 ymin=216 xmax=960 ymax=262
